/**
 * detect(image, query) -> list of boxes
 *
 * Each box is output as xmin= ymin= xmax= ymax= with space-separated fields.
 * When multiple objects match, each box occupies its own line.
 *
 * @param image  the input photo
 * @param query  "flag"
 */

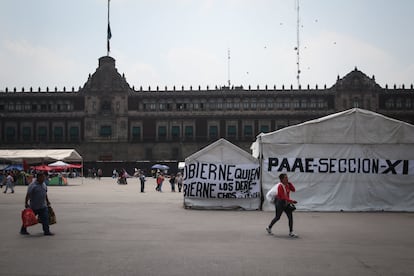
xmin=107 ymin=23 xmax=112 ymax=53
xmin=107 ymin=23 xmax=112 ymax=40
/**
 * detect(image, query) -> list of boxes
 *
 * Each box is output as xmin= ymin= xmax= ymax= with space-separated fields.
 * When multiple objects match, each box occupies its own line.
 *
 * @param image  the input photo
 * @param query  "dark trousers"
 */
xmin=140 ymin=179 xmax=145 ymax=192
xmin=21 ymin=207 xmax=50 ymax=234
xmin=268 ymin=199 xmax=293 ymax=232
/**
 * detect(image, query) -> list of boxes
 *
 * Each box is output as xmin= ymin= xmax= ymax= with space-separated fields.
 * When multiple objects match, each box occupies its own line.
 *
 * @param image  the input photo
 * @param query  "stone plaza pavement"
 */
xmin=1 ymin=177 xmax=413 ymax=276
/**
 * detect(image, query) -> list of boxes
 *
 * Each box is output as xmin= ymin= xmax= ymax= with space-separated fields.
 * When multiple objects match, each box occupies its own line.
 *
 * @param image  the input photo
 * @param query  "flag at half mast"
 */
xmin=107 ymin=0 xmax=112 ymax=55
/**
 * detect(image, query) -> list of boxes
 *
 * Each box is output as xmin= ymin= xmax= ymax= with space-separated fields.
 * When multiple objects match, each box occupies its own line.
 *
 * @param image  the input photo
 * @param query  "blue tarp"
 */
xmin=4 ymin=164 xmax=23 ymax=171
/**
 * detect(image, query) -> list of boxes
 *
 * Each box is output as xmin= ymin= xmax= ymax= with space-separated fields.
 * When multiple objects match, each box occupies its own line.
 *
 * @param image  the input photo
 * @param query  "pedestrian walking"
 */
xmin=266 ymin=173 xmax=298 ymax=237
xmin=20 ymin=173 xmax=54 ymax=236
xmin=3 ymin=172 xmax=15 ymax=194
xmin=139 ymin=171 xmax=146 ymax=193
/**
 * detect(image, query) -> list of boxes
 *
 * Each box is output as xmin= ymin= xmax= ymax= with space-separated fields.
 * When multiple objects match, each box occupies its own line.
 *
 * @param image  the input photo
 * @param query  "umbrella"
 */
xmin=31 ymin=165 xmax=53 ymax=171
xmin=48 ymin=160 xmax=69 ymax=167
xmin=151 ymin=164 xmax=169 ymax=170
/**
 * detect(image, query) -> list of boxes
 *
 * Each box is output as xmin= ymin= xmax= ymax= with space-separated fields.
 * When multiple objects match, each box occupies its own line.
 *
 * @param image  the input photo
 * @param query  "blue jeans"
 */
xmin=21 ymin=207 xmax=50 ymax=234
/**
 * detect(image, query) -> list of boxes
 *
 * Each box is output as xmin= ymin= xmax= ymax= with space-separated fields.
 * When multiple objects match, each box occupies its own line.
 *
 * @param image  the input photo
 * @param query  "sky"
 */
xmin=1 ymin=0 xmax=413 ymax=91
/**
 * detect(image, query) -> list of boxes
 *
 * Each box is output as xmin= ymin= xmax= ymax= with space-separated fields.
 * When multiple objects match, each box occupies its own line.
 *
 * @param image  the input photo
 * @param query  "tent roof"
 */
xmin=186 ymin=138 xmax=258 ymax=164
xmin=257 ymin=108 xmax=414 ymax=144
xmin=48 ymin=160 xmax=70 ymax=166
xmin=0 ymin=149 xmax=82 ymax=163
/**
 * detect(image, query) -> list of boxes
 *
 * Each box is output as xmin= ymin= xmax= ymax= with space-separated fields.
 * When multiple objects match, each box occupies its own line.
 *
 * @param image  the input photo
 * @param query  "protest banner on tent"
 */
xmin=252 ymin=108 xmax=414 ymax=212
xmin=184 ymin=138 xmax=261 ymax=210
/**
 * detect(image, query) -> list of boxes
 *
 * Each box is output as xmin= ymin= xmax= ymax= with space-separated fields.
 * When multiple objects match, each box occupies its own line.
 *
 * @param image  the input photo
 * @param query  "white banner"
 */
xmin=183 ymin=162 xmax=261 ymax=199
xmin=261 ymin=143 xmax=414 ymax=211
xmin=266 ymin=157 xmax=414 ymax=175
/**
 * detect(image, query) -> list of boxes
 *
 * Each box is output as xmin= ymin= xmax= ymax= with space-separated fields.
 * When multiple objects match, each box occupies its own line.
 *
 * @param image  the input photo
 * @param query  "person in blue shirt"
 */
xmin=20 ymin=173 xmax=54 ymax=236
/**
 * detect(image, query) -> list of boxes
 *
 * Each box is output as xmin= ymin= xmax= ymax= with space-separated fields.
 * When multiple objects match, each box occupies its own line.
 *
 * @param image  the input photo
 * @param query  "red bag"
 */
xmin=21 ymin=208 xmax=38 ymax=227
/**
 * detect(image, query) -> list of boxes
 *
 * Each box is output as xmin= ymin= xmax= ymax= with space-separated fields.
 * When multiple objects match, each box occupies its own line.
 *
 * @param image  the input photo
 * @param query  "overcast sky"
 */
xmin=1 ymin=0 xmax=413 ymax=91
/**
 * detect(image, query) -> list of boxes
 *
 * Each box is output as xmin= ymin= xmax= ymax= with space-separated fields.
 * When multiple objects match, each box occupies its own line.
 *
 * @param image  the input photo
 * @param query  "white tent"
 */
xmin=252 ymin=108 xmax=414 ymax=211
xmin=48 ymin=160 xmax=70 ymax=167
xmin=184 ymin=138 xmax=261 ymax=210
xmin=0 ymin=149 xmax=82 ymax=163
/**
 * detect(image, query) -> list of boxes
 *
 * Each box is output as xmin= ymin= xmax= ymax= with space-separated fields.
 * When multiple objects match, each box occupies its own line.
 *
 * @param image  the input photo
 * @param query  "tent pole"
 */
xmin=259 ymin=135 xmax=264 ymax=210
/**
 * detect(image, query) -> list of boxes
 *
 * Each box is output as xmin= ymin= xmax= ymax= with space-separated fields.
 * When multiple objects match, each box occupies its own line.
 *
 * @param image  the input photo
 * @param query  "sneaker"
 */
xmin=20 ymin=231 xmax=30 ymax=235
xmin=289 ymin=232 xmax=298 ymax=238
xmin=44 ymin=232 xmax=55 ymax=236
xmin=266 ymin=227 xmax=272 ymax=234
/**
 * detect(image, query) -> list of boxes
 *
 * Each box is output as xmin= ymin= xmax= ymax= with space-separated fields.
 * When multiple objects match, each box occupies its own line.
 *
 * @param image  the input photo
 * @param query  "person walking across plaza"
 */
xmin=266 ymin=173 xmax=298 ymax=237
xmin=139 ymin=171 xmax=146 ymax=193
xmin=3 ymin=172 xmax=15 ymax=194
xmin=176 ymin=172 xmax=183 ymax=192
xmin=20 ymin=173 xmax=54 ymax=236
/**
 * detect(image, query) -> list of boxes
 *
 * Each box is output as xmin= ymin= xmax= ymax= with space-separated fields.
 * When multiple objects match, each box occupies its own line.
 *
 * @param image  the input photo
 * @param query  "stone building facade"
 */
xmin=0 ymin=55 xmax=413 ymax=163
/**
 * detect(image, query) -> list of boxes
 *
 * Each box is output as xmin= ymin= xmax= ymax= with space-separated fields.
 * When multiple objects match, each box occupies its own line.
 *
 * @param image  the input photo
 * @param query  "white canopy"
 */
xmin=184 ymin=138 xmax=261 ymax=210
xmin=0 ymin=149 xmax=82 ymax=163
xmin=252 ymin=108 xmax=414 ymax=211
xmin=48 ymin=160 xmax=70 ymax=167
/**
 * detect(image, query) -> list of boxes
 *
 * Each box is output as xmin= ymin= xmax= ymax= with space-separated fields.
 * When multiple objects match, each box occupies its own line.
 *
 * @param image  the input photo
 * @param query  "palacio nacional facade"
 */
xmin=0 ymin=55 xmax=413 ymax=164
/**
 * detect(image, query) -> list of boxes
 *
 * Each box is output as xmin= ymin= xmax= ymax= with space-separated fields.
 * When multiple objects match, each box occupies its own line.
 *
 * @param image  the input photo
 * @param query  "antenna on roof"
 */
xmin=227 ymin=48 xmax=231 ymax=87
xmin=295 ymin=0 xmax=301 ymax=88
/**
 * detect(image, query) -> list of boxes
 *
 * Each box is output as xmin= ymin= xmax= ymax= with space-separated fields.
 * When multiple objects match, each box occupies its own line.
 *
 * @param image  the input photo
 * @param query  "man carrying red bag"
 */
xmin=20 ymin=173 xmax=54 ymax=236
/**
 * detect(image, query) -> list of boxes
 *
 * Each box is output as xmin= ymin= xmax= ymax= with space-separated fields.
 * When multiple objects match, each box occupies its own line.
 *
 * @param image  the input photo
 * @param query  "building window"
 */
xmin=24 ymin=103 xmax=31 ymax=111
xmin=7 ymin=103 xmax=15 ymax=111
xmin=267 ymin=101 xmax=274 ymax=110
xmin=101 ymin=101 xmax=111 ymax=111
xmin=396 ymin=98 xmax=402 ymax=109
xmin=276 ymin=101 xmax=283 ymax=109
xmin=22 ymin=127 xmax=31 ymax=142
xmin=405 ymin=98 xmax=412 ymax=109
xmin=250 ymin=99 xmax=257 ymax=110
xmin=158 ymin=126 xmax=167 ymax=140
xmin=176 ymin=103 xmax=186 ymax=110
xmin=69 ymin=127 xmax=79 ymax=142
xmin=100 ymin=126 xmax=112 ymax=137
xmin=385 ymin=98 xmax=394 ymax=109
xmin=38 ymin=127 xmax=47 ymax=142
xmin=260 ymin=125 xmax=269 ymax=133
xmin=317 ymin=99 xmax=325 ymax=109
xmin=227 ymin=125 xmax=237 ymax=138
xmin=54 ymin=126 xmax=64 ymax=142
xmin=184 ymin=126 xmax=193 ymax=140
xmin=171 ymin=126 xmax=180 ymax=140
xmin=6 ymin=127 xmax=16 ymax=141
xmin=132 ymin=126 xmax=141 ymax=141
xmin=292 ymin=99 xmax=300 ymax=109
xmin=259 ymin=101 xmax=266 ymax=109
xmin=310 ymin=99 xmax=317 ymax=109
xmin=244 ymin=125 xmax=253 ymax=138
xmin=300 ymin=99 xmax=307 ymax=109
xmin=209 ymin=125 xmax=218 ymax=140
xmin=226 ymin=102 xmax=233 ymax=110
